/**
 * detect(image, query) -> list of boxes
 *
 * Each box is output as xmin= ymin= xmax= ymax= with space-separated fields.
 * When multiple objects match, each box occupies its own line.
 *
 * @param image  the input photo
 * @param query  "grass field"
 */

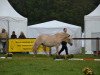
xmin=0 ymin=54 xmax=100 ymax=75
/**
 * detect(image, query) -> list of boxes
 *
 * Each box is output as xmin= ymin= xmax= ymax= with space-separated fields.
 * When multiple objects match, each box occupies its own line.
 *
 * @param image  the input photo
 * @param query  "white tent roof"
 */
xmin=0 ymin=0 xmax=27 ymax=37
xmin=86 ymin=4 xmax=100 ymax=16
xmin=28 ymin=20 xmax=81 ymax=38
xmin=28 ymin=20 xmax=81 ymax=36
xmin=85 ymin=4 xmax=100 ymax=20
xmin=0 ymin=0 xmax=27 ymax=20
xmin=28 ymin=20 xmax=80 ymax=29
xmin=84 ymin=4 xmax=100 ymax=54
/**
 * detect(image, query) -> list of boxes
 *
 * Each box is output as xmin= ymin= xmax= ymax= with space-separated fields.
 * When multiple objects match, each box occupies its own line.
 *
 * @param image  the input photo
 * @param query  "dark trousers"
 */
xmin=58 ymin=46 xmax=68 ymax=55
xmin=2 ymin=42 xmax=6 ymax=54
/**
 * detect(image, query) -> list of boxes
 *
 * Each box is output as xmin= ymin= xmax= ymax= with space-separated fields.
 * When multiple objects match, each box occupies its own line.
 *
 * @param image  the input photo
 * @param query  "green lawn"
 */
xmin=0 ymin=54 xmax=100 ymax=75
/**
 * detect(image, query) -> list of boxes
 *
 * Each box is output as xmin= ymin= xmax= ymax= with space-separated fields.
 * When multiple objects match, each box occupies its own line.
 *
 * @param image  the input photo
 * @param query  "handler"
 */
xmin=58 ymin=28 xmax=72 ymax=55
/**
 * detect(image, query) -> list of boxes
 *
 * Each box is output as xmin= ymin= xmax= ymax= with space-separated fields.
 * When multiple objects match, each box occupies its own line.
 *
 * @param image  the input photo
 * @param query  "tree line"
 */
xmin=8 ymin=0 xmax=100 ymax=31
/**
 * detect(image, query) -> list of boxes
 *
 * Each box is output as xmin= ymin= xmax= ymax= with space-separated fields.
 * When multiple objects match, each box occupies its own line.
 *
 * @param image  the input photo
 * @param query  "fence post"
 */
xmin=96 ymin=37 xmax=99 ymax=55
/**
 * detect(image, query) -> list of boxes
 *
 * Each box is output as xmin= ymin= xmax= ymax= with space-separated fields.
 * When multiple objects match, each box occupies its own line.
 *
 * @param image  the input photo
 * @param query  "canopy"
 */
xmin=28 ymin=20 xmax=82 ymax=54
xmin=84 ymin=4 xmax=100 ymax=54
xmin=85 ymin=4 xmax=100 ymax=20
xmin=0 ymin=0 xmax=27 ymax=37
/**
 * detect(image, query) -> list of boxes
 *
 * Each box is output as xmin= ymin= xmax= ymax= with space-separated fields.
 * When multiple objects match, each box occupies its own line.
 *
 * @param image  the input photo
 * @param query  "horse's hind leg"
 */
xmin=56 ymin=45 xmax=59 ymax=55
xmin=33 ymin=41 xmax=41 ymax=54
xmin=33 ymin=43 xmax=38 ymax=54
xmin=43 ymin=45 xmax=48 ymax=55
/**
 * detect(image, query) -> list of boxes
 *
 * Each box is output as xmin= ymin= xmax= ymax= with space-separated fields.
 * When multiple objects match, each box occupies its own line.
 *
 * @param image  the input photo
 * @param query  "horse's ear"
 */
xmin=68 ymin=34 xmax=70 ymax=37
xmin=64 ymin=33 xmax=70 ymax=37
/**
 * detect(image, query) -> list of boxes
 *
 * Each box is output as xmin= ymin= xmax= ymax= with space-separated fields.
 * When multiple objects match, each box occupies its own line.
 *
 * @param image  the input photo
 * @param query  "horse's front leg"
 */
xmin=49 ymin=47 xmax=52 ymax=56
xmin=56 ymin=45 xmax=59 ymax=55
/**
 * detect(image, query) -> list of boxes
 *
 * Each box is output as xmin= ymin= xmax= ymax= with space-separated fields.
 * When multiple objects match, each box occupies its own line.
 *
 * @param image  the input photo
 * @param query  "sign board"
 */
xmin=9 ymin=39 xmax=50 ymax=52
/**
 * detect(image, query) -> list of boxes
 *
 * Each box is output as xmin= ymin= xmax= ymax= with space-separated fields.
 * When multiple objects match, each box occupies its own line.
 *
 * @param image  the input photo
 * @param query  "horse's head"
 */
xmin=66 ymin=37 xmax=73 ymax=46
xmin=54 ymin=32 xmax=73 ymax=46
xmin=59 ymin=32 xmax=73 ymax=46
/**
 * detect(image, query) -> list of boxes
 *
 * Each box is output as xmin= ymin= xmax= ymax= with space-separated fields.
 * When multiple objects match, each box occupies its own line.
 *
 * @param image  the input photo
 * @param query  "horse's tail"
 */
xmin=33 ymin=37 xmax=42 ymax=54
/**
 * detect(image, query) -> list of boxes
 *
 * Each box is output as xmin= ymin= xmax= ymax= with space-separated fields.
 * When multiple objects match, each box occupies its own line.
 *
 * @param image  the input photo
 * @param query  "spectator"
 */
xmin=18 ymin=31 xmax=28 ymax=54
xmin=18 ymin=31 xmax=26 ymax=39
xmin=0 ymin=28 xmax=8 ymax=54
xmin=11 ymin=31 xmax=17 ymax=39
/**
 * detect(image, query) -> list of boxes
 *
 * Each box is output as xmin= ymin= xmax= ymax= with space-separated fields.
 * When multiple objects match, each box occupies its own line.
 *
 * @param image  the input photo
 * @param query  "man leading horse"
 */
xmin=33 ymin=28 xmax=73 ymax=55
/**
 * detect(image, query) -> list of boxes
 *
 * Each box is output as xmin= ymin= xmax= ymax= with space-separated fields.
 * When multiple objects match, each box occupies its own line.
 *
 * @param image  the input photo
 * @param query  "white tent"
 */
xmin=84 ymin=4 xmax=100 ymax=54
xmin=0 ymin=0 xmax=27 ymax=37
xmin=28 ymin=20 xmax=82 ymax=54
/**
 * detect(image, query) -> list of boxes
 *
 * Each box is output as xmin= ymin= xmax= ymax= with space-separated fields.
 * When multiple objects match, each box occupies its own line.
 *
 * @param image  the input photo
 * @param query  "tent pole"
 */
xmin=7 ymin=20 xmax=9 ymax=53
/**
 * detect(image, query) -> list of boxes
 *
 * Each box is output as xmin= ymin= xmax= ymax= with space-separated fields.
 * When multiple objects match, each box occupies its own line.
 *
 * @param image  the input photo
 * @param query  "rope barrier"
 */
xmin=68 ymin=58 xmax=100 ymax=61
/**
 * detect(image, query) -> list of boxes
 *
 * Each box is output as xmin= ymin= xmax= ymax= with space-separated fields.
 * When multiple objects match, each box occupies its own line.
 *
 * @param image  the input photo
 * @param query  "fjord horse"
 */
xmin=33 ymin=32 xmax=73 ymax=55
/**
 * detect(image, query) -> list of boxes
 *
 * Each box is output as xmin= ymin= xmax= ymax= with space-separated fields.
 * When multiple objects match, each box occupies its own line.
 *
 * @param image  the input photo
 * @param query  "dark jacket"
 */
xmin=18 ymin=35 xmax=26 ymax=39
xmin=61 ymin=41 xmax=67 ymax=46
xmin=11 ymin=35 xmax=17 ymax=39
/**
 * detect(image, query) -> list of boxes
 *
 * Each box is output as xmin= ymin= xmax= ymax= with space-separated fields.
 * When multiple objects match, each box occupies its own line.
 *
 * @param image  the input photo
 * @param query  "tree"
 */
xmin=8 ymin=0 xmax=99 ymax=31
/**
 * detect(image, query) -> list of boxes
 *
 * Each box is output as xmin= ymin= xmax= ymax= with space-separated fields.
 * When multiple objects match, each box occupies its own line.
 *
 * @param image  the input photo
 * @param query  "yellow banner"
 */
xmin=9 ymin=39 xmax=50 ymax=52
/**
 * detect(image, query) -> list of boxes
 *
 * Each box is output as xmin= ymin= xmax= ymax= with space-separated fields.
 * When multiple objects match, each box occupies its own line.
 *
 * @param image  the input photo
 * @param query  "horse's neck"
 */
xmin=54 ymin=36 xmax=64 ymax=43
